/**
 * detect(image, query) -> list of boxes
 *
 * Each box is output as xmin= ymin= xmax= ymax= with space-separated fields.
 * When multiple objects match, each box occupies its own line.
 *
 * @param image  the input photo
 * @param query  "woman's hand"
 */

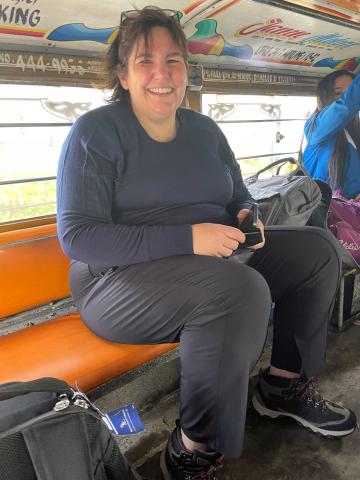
xmin=236 ymin=208 xmax=266 ymax=250
xmin=192 ymin=223 xmax=246 ymax=257
xmin=354 ymin=193 xmax=360 ymax=201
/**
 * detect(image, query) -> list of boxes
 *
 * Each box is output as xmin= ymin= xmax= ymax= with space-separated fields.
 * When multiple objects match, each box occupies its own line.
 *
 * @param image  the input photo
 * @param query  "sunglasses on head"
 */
xmin=120 ymin=9 xmax=182 ymax=26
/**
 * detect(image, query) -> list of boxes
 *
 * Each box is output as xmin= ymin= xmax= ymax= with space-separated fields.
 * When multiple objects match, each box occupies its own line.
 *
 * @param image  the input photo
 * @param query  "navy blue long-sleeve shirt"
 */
xmin=56 ymin=101 xmax=253 ymax=267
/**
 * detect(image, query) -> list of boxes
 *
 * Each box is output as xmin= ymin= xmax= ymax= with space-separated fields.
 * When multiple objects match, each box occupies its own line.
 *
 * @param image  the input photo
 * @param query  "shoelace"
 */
xmin=290 ymin=379 xmax=326 ymax=409
xmin=177 ymin=455 xmax=218 ymax=480
xmin=188 ymin=465 xmax=217 ymax=480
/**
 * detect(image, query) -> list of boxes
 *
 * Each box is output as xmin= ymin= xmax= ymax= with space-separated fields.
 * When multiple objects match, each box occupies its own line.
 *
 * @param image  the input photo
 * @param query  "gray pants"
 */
xmin=70 ymin=226 xmax=341 ymax=457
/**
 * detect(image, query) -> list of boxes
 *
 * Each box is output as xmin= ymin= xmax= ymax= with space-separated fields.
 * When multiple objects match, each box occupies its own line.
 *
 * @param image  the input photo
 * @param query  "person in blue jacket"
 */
xmin=303 ymin=70 xmax=360 ymax=200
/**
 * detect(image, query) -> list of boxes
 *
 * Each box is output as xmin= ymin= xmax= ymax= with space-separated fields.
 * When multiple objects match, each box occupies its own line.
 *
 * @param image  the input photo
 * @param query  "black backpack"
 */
xmin=244 ymin=158 xmax=322 ymax=227
xmin=0 ymin=377 xmax=142 ymax=480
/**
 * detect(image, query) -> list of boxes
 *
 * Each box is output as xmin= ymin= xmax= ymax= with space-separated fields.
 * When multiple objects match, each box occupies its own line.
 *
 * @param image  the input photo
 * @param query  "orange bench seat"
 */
xmin=0 ymin=312 xmax=176 ymax=391
xmin=0 ymin=224 xmax=70 ymax=319
xmin=0 ymin=224 xmax=177 ymax=391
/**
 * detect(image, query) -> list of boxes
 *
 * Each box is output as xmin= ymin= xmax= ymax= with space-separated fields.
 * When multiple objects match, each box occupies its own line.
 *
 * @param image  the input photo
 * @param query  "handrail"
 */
xmin=237 ymin=151 xmax=299 ymax=161
xmin=0 ymin=201 xmax=55 ymax=213
xmin=0 ymin=123 xmax=72 ymax=127
xmin=0 ymin=176 xmax=56 ymax=186
xmin=217 ymin=118 xmax=307 ymax=124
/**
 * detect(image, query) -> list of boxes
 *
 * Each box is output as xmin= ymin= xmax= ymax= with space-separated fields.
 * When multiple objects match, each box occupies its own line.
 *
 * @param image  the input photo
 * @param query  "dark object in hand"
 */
xmin=233 ymin=203 xmax=262 ymax=253
xmin=240 ymin=230 xmax=263 ymax=248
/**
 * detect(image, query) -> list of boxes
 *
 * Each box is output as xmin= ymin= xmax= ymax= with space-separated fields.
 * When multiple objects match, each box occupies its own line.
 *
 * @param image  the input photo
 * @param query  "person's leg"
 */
xmin=248 ymin=226 xmax=357 ymax=437
xmin=249 ymin=225 xmax=341 ymax=379
xmin=70 ymin=255 xmax=271 ymax=460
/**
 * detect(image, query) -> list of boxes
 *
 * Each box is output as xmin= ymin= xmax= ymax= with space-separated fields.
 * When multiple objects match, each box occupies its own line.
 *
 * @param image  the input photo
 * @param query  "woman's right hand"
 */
xmin=192 ymin=223 xmax=246 ymax=257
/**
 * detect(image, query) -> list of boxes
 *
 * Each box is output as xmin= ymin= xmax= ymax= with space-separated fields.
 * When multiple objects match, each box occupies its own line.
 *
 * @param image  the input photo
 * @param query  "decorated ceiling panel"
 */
xmin=286 ymin=0 xmax=359 ymax=21
xmin=0 ymin=0 xmax=359 ymax=77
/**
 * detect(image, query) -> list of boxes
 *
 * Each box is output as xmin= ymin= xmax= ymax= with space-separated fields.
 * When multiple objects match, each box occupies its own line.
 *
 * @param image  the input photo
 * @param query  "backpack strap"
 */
xmin=0 ymin=378 xmax=73 ymax=401
xmin=246 ymin=157 xmax=305 ymax=184
xmin=23 ymin=411 xmax=95 ymax=480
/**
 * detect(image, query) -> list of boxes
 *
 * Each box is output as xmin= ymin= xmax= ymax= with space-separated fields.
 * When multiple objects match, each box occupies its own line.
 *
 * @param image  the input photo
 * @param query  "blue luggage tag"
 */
xmin=103 ymin=404 xmax=144 ymax=435
xmin=72 ymin=384 xmax=144 ymax=436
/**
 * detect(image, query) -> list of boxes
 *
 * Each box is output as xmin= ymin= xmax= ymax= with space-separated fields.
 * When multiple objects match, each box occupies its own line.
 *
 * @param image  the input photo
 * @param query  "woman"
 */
xmin=303 ymin=70 xmax=360 ymax=200
xmin=57 ymin=8 xmax=357 ymax=480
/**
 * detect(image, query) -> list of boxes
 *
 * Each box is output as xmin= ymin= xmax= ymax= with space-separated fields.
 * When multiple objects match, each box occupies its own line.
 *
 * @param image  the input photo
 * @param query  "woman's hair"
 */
xmin=315 ymin=70 xmax=360 ymax=192
xmin=106 ymin=6 xmax=188 ymax=103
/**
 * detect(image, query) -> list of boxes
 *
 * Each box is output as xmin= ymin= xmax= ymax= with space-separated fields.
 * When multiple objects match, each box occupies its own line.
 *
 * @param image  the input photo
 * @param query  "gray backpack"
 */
xmin=0 ymin=377 xmax=141 ymax=480
xmin=245 ymin=157 xmax=322 ymax=226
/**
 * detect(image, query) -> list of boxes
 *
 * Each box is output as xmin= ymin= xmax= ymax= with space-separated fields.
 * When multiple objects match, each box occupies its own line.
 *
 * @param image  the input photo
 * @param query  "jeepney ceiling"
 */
xmin=0 ymin=0 xmax=359 ymax=76
xmin=285 ymin=0 xmax=359 ymax=19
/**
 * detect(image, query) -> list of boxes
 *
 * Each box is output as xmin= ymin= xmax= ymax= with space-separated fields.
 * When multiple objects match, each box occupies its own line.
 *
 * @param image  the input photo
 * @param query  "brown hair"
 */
xmin=106 ymin=6 xmax=188 ymax=103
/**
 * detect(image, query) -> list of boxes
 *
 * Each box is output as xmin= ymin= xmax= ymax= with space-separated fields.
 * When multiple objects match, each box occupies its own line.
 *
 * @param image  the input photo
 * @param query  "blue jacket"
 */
xmin=303 ymin=74 xmax=360 ymax=199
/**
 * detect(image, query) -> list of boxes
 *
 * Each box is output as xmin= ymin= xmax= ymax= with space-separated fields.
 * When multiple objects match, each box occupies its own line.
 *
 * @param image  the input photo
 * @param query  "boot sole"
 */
xmin=252 ymin=391 xmax=356 ymax=438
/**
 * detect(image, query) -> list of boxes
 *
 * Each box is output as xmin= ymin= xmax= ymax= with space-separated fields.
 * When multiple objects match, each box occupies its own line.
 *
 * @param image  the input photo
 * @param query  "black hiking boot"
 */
xmin=160 ymin=421 xmax=222 ymax=480
xmin=252 ymin=368 xmax=358 ymax=437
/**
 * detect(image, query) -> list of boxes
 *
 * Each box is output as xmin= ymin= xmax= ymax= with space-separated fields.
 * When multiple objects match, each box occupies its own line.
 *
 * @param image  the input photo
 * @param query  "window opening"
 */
xmin=0 ymin=84 xmax=107 ymax=223
xmin=202 ymin=94 xmax=317 ymax=177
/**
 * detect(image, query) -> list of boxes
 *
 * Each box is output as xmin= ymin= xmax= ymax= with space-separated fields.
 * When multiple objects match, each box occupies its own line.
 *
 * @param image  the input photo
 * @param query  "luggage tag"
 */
xmin=72 ymin=385 xmax=144 ymax=436
xmin=103 ymin=404 xmax=144 ymax=435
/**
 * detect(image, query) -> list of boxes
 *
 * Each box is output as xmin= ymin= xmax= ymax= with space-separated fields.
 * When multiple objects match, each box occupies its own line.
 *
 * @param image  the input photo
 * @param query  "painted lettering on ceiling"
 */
xmin=203 ymin=68 xmax=297 ymax=84
xmin=0 ymin=50 xmax=102 ymax=77
xmin=235 ymin=18 xmax=311 ymax=39
xmin=0 ymin=1 xmax=41 ymax=28
xmin=9 ymin=0 xmax=38 ymax=4
xmin=254 ymin=45 xmax=321 ymax=65
xmin=299 ymin=33 xmax=359 ymax=49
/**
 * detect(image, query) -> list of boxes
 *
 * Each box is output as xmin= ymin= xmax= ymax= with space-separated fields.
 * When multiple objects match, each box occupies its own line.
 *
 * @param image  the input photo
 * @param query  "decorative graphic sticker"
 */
xmin=0 ymin=0 xmax=359 ymax=75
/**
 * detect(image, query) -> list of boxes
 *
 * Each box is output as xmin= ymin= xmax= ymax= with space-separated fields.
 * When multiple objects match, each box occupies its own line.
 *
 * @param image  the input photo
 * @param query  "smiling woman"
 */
xmin=117 ymin=26 xmax=188 ymax=141
xmin=2 ymin=1 xmax=360 ymax=479
xmin=56 ymin=6 xmax=357 ymax=480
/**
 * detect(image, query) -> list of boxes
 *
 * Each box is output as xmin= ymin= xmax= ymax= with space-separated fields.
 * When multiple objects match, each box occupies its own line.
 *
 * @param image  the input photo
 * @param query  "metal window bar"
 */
xmin=0 ymin=176 xmax=56 ymax=186
xmin=0 ymin=123 xmax=72 ymax=127
xmin=0 ymin=151 xmax=301 ymax=187
xmin=237 ymin=151 xmax=299 ymax=161
xmin=0 ymin=122 xmax=71 ymax=186
xmin=217 ymin=118 xmax=307 ymax=124
xmin=0 ymin=119 xmax=306 ymax=127
xmin=0 ymin=119 xmax=302 ymax=186
xmin=0 ymin=201 xmax=55 ymax=213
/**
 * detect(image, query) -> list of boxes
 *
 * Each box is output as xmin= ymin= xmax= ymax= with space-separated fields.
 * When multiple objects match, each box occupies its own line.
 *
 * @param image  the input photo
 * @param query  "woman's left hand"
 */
xmin=236 ymin=208 xmax=266 ymax=250
xmin=354 ymin=193 xmax=360 ymax=201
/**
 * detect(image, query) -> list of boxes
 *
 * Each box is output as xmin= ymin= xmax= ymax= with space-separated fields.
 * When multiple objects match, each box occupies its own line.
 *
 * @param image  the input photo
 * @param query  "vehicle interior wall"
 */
xmin=0 ymin=0 xmax=358 ymax=81
xmin=0 ymin=0 xmax=359 ymax=229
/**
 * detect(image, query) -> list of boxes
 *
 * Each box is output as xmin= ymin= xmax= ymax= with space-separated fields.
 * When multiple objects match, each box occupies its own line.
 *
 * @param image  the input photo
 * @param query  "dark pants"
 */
xmin=70 ymin=226 xmax=341 ymax=458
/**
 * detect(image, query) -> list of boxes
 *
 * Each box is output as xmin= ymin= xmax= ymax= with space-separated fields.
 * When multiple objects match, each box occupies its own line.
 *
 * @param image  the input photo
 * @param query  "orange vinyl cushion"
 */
xmin=0 ymin=312 xmax=176 ymax=391
xmin=1 ymin=224 xmax=178 ymax=390
xmin=0 ymin=224 xmax=70 ymax=319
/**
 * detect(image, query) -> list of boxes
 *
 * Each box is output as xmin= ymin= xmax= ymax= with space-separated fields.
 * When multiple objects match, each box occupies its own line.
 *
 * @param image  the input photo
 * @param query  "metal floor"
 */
xmin=137 ymin=324 xmax=360 ymax=480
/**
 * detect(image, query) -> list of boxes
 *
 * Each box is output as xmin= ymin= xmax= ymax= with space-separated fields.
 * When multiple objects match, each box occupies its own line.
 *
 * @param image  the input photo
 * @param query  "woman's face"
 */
xmin=118 ymin=26 xmax=188 ymax=127
xmin=333 ymin=75 xmax=353 ymax=98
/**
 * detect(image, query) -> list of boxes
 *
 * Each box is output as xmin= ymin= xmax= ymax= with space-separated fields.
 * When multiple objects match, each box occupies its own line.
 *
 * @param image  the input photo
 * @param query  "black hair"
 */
xmin=314 ymin=70 xmax=359 ymax=192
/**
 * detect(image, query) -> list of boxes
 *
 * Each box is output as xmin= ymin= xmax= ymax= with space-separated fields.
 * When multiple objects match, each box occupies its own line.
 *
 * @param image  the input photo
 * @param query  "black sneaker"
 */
xmin=252 ymin=368 xmax=358 ymax=437
xmin=160 ymin=421 xmax=222 ymax=480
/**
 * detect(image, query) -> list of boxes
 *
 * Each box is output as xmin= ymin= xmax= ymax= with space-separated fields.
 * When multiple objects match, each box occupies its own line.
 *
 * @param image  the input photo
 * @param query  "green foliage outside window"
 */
xmin=0 ymin=181 xmax=56 ymax=222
